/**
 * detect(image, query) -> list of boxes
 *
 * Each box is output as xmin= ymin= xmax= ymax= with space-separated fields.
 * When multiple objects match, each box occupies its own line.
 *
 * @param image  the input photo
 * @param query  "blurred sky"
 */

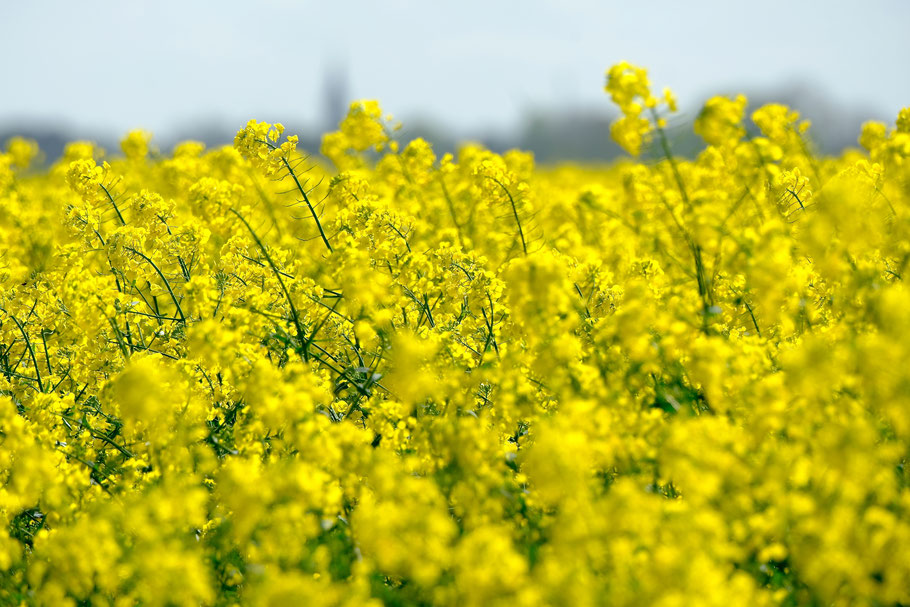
xmin=1 ymin=0 xmax=908 ymax=140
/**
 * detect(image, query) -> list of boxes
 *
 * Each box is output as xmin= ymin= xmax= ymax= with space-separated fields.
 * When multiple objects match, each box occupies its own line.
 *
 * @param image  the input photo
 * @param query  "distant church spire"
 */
xmin=322 ymin=61 xmax=349 ymax=133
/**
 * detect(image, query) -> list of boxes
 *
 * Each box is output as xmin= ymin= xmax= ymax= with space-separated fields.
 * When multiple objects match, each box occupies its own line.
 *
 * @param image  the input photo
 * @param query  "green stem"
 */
xmin=11 ymin=316 xmax=43 ymax=392
xmin=124 ymin=247 xmax=187 ymax=324
xmin=280 ymin=155 xmax=333 ymax=252
xmin=229 ymin=208 xmax=309 ymax=359
xmin=99 ymin=183 xmax=126 ymax=226
xmin=648 ymin=107 xmax=715 ymax=324
xmin=487 ymin=176 xmax=528 ymax=255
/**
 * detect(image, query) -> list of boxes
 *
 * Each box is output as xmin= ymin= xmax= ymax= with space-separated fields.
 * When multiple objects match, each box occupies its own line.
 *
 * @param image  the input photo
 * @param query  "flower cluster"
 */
xmin=604 ymin=62 xmax=677 ymax=156
xmin=234 ymin=120 xmax=298 ymax=176
xmin=0 ymin=64 xmax=909 ymax=606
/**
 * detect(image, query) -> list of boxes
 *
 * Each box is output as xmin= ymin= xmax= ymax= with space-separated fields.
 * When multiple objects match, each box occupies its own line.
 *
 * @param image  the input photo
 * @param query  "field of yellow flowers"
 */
xmin=1 ymin=63 xmax=909 ymax=606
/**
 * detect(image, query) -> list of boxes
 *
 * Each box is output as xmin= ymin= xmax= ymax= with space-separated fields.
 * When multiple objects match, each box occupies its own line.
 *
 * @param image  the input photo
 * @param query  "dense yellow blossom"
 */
xmin=0 ymin=64 xmax=909 ymax=605
xmin=695 ymin=95 xmax=748 ymax=146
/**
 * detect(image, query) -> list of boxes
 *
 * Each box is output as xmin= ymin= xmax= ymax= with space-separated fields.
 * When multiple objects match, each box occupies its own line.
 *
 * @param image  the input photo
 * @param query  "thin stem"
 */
xmin=279 ymin=153 xmax=333 ymax=252
xmin=99 ymin=182 xmax=126 ymax=226
xmin=229 ymin=208 xmax=309 ymax=359
xmin=486 ymin=176 xmax=528 ymax=255
xmin=124 ymin=247 xmax=187 ymax=325
xmin=648 ymin=108 xmax=715 ymax=324
xmin=11 ymin=316 xmax=43 ymax=392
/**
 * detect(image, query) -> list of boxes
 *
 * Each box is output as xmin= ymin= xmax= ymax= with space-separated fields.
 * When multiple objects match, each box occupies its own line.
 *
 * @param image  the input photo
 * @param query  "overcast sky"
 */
xmin=1 ymin=0 xmax=908 ymax=140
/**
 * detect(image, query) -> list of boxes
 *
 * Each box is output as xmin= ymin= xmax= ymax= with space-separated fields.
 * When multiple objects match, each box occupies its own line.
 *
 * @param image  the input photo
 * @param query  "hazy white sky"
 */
xmin=1 ymin=0 xmax=908 ymax=138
